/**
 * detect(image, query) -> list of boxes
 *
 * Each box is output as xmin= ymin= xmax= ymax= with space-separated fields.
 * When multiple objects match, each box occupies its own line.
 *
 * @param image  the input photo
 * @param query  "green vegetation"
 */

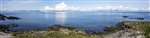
xmin=11 ymin=21 xmax=150 ymax=38
xmin=123 ymin=21 xmax=150 ymax=38
xmin=13 ymin=31 xmax=97 ymax=38
xmin=103 ymin=21 xmax=150 ymax=38
xmin=1 ymin=15 xmax=150 ymax=38
xmin=13 ymin=25 xmax=97 ymax=38
xmin=144 ymin=25 xmax=150 ymax=38
xmin=103 ymin=22 xmax=126 ymax=33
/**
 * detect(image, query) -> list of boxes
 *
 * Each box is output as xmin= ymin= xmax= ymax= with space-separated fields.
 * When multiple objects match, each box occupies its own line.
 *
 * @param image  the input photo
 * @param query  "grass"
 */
xmin=13 ymin=31 xmax=97 ymax=38
xmin=121 ymin=21 xmax=150 ymax=38
xmin=103 ymin=21 xmax=150 ymax=38
xmin=144 ymin=26 xmax=150 ymax=38
xmin=12 ymin=25 xmax=97 ymax=38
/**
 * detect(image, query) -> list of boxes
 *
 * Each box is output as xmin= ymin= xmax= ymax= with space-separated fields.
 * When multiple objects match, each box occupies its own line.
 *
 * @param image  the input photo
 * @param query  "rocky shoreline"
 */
xmin=0 ymin=21 xmax=149 ymax=38
xmin=0 ymin=14 xmax=150 ymax=38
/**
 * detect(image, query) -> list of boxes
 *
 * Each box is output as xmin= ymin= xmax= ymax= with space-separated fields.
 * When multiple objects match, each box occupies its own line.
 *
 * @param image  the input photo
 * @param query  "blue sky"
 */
xmin=0 ymin=0 xmax=149 ymax=11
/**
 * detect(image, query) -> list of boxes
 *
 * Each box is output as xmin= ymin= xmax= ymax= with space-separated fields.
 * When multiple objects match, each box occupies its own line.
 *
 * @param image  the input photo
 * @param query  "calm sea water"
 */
xmin=1 ymin=11 xmax=150 ymax=32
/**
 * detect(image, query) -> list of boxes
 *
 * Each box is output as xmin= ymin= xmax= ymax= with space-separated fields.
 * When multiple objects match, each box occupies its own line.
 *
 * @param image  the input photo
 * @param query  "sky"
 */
xmin=0 ymin=0 xmax=150 ymax=11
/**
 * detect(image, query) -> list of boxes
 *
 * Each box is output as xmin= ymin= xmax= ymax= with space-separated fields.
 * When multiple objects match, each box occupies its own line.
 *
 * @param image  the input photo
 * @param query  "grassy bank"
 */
xmin=103 ymin=21 xmax=150 ymax=38
xmin=123 ymin=21 xmax=150 ymax=38
xmin=12 ymin=25 xmax=97 ymax=38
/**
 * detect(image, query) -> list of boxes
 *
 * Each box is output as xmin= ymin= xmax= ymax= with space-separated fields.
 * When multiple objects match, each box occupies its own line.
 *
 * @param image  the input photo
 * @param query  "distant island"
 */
xmin=0 ymin=14 xmax=20 ymax=20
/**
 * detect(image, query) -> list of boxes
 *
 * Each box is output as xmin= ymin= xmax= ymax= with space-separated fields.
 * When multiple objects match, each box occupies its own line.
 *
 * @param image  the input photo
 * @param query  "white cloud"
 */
xmin=42 ymin=5 xmax=149 ymax=11
xmin=96 ymin=5 xmax=149 ymax=11
xmin=97 ymin=5 xmax=125 ymax=10
xmin=1 ymin=0 xmax=149 ymax=11
xmin=43 ymin=6 xmax=53 ymax=10
xmin=148 ymin=7 xmax=150 ymax=10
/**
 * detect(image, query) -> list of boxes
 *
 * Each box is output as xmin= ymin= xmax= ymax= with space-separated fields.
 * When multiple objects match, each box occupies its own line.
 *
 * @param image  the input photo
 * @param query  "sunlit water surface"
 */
xmin=1 ymin=11 xmax=150 ymax=32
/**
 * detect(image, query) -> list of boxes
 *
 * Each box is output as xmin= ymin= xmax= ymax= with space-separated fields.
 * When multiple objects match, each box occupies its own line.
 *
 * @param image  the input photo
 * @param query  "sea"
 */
xmin=0 ymin=11 xmax=150 ymax=32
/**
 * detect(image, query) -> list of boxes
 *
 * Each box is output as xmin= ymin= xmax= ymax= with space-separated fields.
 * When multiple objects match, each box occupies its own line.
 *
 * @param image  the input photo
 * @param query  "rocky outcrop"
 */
xmin=103 ymin=30 xmax=144 ymax=38
xmin=0 ymin=32 xmax=12 ymax=38
xmin=101 ymin=21 xmax=150 ymax=38
xmin=0 ymin=21 xmax=149 ymax=38
xmin=0 ymin=14 xmax=20 ymax=20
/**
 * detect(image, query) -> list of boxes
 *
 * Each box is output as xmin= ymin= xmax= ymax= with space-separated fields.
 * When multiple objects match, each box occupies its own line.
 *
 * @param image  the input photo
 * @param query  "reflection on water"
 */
xmin=55 ymin=12 xmax=66 ymax=25
xmin=1 ymin=11 xmax=150 ymax=32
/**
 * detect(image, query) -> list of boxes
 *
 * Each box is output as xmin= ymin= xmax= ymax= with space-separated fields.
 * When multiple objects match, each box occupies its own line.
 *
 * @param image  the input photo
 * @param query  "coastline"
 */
xmin=0 ymin=21 xmax=149 ymax=38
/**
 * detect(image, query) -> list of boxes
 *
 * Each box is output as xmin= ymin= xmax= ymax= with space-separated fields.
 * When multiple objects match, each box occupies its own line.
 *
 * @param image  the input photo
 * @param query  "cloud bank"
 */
xmin=0 ymin=0 xmax=149 ymax=11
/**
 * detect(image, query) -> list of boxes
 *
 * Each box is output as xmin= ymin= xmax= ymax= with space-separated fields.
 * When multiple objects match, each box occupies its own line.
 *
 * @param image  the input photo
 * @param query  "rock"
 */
xmin=136 ymin=18 xmax=144 ymax=20
xmin=122 ymin=16 xmax=128 ymax=18
xmin=0 ymin=32 xmax=12 ymax=38
xmin=0 ymin=14 xmax=7 ymax=20
xmin=48 ymin=25 xmax=76 ymax=31
xmin=129 ymin=17 xmax=144 ymax=20
xmin=6 ymin=16 xmax=20 ymax=20
xmin=0 ymin=14 xmax=20 ymax=20
xmin=103 ymin=30 xmax=144 ymax=38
